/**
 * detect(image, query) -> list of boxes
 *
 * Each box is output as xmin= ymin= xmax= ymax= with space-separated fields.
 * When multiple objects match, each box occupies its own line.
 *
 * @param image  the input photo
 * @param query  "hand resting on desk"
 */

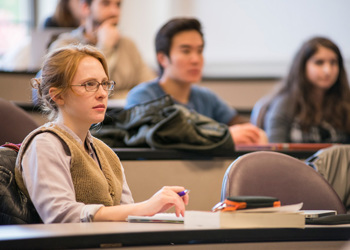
xmin=93 ymin=186 xmax=189 ymax=222
xmin=229 ymin=123 xmax=268 ymax=145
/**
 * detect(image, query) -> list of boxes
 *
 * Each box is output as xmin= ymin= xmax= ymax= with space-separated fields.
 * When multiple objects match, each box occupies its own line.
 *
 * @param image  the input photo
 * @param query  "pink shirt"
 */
xmin=21 ymin=123 xmax=133 ymax=223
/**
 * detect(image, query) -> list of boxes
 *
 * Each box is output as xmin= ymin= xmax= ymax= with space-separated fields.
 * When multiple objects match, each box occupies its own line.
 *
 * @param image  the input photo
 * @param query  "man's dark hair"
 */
xmin=84 ymin=0 xmax=93 ymax=5
xmin=155 ymin=17 xmax=204 ymax=75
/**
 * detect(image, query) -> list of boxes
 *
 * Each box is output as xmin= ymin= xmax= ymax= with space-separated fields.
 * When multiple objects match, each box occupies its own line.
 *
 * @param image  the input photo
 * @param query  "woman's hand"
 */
xmin=93 ymin=186 xmax=189 ymax=222
xmin=141 ymin=186 xmax=189 ymax=217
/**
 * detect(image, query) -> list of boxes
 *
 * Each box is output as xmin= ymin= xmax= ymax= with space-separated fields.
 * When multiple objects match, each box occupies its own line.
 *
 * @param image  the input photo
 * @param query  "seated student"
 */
xmin=264 ymin=37 xmax=350 ymax=143
xmin=0 ymin=0 xmax=84 ymax=72
xmin=125 ymin=17 xmax=267 ymax=145
xmin=48 ymin=0 xmax=156 ymax=99
xmin=43 ymin=0 xmax=85 ymax=28
xmin=14 ymin=44 xmax=189 ymax=223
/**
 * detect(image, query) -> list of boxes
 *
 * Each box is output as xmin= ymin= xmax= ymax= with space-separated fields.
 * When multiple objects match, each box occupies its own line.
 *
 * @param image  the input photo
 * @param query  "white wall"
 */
xmin=119 ymin=0 xmax=350 ymax=78
xmin=37 ymin=0 xmax=58 ymax=27
xmin=119 ymin=0 xmax=195 ymax=72
xmin=37 ymin=0 xmax=349 ymax=78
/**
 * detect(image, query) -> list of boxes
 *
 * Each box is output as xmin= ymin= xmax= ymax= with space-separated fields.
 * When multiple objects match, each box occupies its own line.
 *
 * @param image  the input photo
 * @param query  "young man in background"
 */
xmin=125 ymin=18 xmax=267 ymax=145
xmin=50 ymin=0 xmax=156 ymax=99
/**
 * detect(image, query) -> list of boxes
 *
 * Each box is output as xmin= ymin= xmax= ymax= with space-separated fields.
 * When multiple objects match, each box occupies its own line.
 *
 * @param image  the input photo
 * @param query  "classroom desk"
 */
xmin=115 ymin=144 xmax=334 ymax=211
xmin=0 ymin=222 xmax=349 ymax=249
xmin=115 ymin=143 xmax=334 ymax=160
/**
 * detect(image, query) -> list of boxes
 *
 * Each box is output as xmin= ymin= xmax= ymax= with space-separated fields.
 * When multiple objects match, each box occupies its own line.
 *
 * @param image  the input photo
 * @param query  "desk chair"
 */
xmin=0 ymin=98 xmax=38 ymax=145
xmin=221 ymin=151 xmax=346 ymax=214
xmin=306 ymin=145 xmax=350 ymax=213
xmin=0 ymin=146 xmax=41 ymax=224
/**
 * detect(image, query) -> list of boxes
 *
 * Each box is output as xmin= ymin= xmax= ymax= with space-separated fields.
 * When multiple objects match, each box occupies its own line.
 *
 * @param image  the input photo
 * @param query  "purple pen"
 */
xmin=178 ymin=189 xmax=190 ymax=197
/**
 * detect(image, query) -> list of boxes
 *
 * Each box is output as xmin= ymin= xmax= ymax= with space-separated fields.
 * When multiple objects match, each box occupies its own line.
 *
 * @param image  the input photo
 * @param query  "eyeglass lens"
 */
xmin=85 ymin=80 xmax=114 ymax=92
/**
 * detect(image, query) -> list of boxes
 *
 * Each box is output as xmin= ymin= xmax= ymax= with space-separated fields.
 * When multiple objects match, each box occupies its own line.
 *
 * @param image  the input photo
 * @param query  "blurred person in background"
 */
xmin=264 ymin=37 xmax=350 ymax=143
xmin=126 ymin=17 xmax=268 ymax=145
xmin=49 ymin=0 xmax=156 ymax=100
xmin=43 ymin=0 xmax=85 ymax=28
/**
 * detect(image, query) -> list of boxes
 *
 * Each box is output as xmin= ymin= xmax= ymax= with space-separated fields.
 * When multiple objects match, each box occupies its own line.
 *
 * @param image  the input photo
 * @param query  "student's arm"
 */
xmin=119 ymin=38 xmax=157 ymax=84
xmin=193 ymin=87 xmax=237 ymax=124
xmin=93 ymin=186 xmax=189 ymax=221
xmin=228 ymin=123 xmax=264 ymax=145
xmin=96 ymin=17 xmax=156 ymax=88
xmin=119 ymin=165 xmax=134 ymax=204
xmin=125 ymin=82 xmax=159 ymax=109
xmin=264 ymin=95 xmax=292 ymax=143
xmin=96 ymin=17 xmax=120 ymax=55
xmin=227 ymin=115 xmax=250 ymax=125
xmin=196 ymin=88 xmax=267 ymax=144
xmin=227 ymin=115 xmax=268 ymax=144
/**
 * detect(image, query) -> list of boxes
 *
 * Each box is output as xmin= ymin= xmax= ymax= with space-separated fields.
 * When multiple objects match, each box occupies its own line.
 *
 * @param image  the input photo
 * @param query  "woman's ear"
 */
xmin=49 ymin=87 xmax=64 ymax=106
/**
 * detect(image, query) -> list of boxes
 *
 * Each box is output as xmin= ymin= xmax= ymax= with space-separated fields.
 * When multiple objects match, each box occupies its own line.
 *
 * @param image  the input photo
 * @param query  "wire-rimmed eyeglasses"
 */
xmin=71 ymin=80 xmax=115 ymax=92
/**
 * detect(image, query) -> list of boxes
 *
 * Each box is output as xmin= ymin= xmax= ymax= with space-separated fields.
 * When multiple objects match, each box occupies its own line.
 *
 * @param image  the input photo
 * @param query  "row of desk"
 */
xmin=1 ymin=101 xmax=342 ymax=249
xmin=115 ymin=144 xmax=333 ymax=211
xmin=1 ymin=72 xmax=347 ymax=249
xmin=0 ymin=221 xmax=349 ymax=249
xmin=11 ymin=100 xmax=337 ymax=211
xmin=114 ymin=144 xmax=329 ymax=160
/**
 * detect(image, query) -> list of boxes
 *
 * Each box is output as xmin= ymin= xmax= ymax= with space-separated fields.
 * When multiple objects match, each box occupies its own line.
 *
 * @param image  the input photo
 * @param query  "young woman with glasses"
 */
xmin=15 ymin=44 xmax=189 ymax=223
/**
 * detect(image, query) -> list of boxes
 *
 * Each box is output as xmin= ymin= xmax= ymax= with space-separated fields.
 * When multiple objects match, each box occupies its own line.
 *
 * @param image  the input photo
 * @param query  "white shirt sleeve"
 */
xmin=120 ymin=164 xmax=134 ymax=204
xmin=21 ymin=132 xmax=103 ymax=223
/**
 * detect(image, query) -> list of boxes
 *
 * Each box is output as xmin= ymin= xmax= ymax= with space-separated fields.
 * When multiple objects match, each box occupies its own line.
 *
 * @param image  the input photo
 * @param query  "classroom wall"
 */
xmin=2 ymin=0 xmax=347 ymax=106
xmin=1 ymin=0 xmax=347 ymax=116
xmin=122 ymin=159 xmax=233 ymax=211
xmin=119 ymin=0 xmax=350 ymax=78
xmin=201 ymin=78 xmax=278 ymax=110
xmin=0 ymin=72 xmax=277 ymax=113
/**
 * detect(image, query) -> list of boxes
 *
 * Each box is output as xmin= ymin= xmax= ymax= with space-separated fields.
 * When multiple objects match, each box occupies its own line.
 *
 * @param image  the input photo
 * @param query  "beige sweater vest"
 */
xmin=15 ymin=123 xmax=123 ymax=206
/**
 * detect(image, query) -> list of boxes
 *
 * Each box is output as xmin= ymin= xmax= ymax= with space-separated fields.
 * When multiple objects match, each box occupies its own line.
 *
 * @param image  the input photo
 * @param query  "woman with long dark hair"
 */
xmin=264 ymin=37 xmax=350 ymax=143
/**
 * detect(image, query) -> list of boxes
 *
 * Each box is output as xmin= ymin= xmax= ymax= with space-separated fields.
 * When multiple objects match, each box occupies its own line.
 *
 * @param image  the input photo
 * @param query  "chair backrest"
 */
xmin=0 ymin=146 xmax=41 ymax=224
xmin=306 ymin=145 xmax=350 ymax=213
xmin=221 ymin=151 xmax=346 ymax=214
xmin=0 ymin=98 xmax=38 ymax=145
xmin=250 ymin=95 xmax=271 ymax=129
